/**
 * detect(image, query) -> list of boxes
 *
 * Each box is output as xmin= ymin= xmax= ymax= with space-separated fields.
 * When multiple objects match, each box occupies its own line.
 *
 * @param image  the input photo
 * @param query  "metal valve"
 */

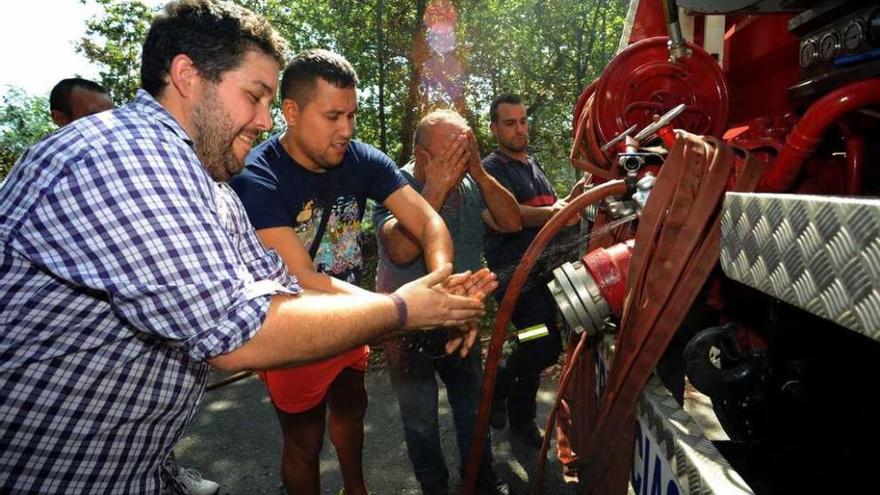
xmin=633 ymin=103 xmax=686 ymax=143
xmin=601 ymin=124 xmax=638 ymax=152
xmin=548 ymin=240 xmax=635 ymax=336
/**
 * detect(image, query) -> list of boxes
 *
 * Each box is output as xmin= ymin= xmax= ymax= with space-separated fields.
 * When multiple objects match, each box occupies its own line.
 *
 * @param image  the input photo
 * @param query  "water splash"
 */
xmin=491 ymin=213 xmax=639 ymax=294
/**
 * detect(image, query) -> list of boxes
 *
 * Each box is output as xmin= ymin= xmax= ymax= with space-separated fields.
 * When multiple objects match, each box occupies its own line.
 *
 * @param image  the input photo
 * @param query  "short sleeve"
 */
xmin=483 ymin=156 xmax=516 ymax=193
xmin=360 ymin=143 xmax=408 ymax=203
xmin=372 ymin=164 xmax=418 ymax=232
xmin=10 ymin=136 xmax=291 ymax=361
xmin=230 ymin=164 xmax=291 ymax=230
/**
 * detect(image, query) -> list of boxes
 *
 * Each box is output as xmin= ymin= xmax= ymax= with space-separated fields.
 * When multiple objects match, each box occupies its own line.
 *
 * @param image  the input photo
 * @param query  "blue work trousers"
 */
xmin=495 ymin=284 xmax=562 ymax=427
xmin=385 ymin=331 xmax=494 ymax=493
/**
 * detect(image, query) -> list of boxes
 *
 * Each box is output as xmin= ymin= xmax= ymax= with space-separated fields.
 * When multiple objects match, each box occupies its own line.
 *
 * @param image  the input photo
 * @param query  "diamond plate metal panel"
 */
xmin=638 ymin=376 xmax=754 ymax=494
xmin=721 ymin=193 xmax=880 ymax=340
xmin=597 ymin=338 xmax=752 ymax=494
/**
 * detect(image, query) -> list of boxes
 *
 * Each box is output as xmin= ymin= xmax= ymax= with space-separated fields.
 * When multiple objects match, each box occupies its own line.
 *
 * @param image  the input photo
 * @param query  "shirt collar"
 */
xmin=492 ymin=149 xmax=529 ymax=166
xmin=131 ymin=89 xmax=194 ymax=146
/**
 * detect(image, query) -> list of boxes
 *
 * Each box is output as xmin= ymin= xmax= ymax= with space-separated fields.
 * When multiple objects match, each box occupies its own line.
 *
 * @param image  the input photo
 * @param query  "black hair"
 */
xmin=49 ymin=78 xmax=108 ymax=116
xmin=280 ymin=49 xmax=358 ymax=107
xmin=489 ymin=93 xmax=523 ymax=123
xmin=140 ymin=0 xmax=287 ymax=97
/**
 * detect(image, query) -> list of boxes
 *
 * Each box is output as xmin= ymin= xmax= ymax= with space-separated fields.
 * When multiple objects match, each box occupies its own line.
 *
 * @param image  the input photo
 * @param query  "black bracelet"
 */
xmin=387 ymin=293 xmax=408 ymax=330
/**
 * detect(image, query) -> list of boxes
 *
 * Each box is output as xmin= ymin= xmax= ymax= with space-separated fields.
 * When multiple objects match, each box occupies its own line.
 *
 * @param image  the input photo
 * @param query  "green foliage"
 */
xmin=241 ymin=0 xmax=628 ymax=196
xmin=74 ymin=0 xmax=627 ymax=198
xmin=0 ymin=88 xmax=56 ymax=180
xmin=459 ymin=0 xmax=629 ymax=193
xmin=76 ymin=0 xmax=155 ymax=105
xmin=239 ymin=0 xmax=421 ymax=159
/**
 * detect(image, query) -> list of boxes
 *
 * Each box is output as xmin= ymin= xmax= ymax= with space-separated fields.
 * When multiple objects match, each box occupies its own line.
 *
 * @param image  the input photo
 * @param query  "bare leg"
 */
xmin=275 ymin=400 xmax=327 ymax=495
xmin=327 ymin=368 xmax=368 ymax=495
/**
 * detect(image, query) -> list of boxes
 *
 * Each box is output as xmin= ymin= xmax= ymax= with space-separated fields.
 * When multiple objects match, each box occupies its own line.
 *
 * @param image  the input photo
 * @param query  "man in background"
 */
xmin=483 ymin=93 xmax=581 ymax=448
xmin=49 ymin=77 xmax=114 ymax=126
xmin=374 ymin=109 xmax=521 ymax=495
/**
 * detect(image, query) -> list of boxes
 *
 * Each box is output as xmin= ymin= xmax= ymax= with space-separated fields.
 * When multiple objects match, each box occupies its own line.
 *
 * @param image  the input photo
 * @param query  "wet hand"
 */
xmin=442 ymin=267 xmax=497 ymax=301
xmin=445 ymin=321 xmax=478 ymax=358
xmin=394 ymin=264 xmax=484 ymax=330
xmin=439 ymin=268 xmax=496 ymax=357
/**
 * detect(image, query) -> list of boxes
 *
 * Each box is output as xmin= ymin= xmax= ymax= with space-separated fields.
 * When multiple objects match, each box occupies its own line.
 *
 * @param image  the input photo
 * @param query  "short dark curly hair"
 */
xmin=280 ymin=49 xmax=359 ymax=108
xmin=141 ymin=0 xmax=288 ymax=97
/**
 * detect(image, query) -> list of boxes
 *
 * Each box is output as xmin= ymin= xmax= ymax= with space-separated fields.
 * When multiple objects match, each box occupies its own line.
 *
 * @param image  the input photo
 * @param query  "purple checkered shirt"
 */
xmin=0 ymin=90 xmax=300 ymax=494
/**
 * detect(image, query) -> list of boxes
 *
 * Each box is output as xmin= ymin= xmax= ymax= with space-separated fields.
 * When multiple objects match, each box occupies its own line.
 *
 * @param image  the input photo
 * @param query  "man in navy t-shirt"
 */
xmin=482 ymin=94 xmax=581 ymax=449
xmin=231 ymin=49 xmax=460 ymax=495
xmin=235 ymin=134 xmax=404 ymax=285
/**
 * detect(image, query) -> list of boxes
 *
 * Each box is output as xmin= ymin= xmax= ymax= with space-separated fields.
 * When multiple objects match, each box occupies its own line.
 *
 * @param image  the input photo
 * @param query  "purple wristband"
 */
xmin=387 ymin=293 xmax=408 ymax=329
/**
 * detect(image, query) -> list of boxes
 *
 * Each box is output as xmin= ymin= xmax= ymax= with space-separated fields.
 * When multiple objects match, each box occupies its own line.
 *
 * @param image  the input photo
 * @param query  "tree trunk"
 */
xmin=584 ymin=0 xmax=602 ymax=75
xmin=397 ymin=0 xmax=428 ymax=166
xmin=376 ymin=0 xmax=388 ymax=153
xmin=599 ymin=0 xmax=609 ymax=64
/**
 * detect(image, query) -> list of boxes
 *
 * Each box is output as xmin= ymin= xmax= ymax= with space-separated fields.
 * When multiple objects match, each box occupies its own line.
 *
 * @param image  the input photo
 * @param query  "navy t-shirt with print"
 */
xmin=231 ymin=135 xmax=408 ymax=285
xmin=482 ymin=150 xmax=558 ymax=280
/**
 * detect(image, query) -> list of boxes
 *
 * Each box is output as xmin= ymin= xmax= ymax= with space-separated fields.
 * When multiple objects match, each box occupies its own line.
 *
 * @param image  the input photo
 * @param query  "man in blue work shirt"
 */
xmin=482 ymin=93 xmax=580 ymax=448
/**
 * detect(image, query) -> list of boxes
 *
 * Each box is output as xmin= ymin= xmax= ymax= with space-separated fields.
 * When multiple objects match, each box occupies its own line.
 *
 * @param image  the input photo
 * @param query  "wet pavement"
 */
xmin=176 ymin=363 xmax=573 ymax=494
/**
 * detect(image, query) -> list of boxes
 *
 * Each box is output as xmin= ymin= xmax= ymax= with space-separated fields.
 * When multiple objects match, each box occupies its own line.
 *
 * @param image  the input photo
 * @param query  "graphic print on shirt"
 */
xmin=295 ymin=196 xmax=362 ymax=283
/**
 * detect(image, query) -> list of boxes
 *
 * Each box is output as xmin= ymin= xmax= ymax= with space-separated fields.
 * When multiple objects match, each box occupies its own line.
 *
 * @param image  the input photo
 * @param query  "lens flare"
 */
xmin=421 ymin=0 xmax=464 ymax=105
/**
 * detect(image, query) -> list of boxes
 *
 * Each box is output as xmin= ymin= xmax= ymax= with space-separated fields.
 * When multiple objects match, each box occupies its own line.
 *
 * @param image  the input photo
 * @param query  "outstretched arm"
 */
xmin=209 ymin=264 xmax=484 ymax=372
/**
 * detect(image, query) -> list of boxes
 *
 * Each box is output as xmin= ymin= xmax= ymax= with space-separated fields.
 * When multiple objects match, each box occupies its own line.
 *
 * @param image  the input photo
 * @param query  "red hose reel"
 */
xmin=571 ymin=36 xmax=729 ymax=180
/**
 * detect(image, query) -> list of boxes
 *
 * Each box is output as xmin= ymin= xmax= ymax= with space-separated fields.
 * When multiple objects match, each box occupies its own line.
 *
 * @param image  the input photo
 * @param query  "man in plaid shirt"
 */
xmin=0 ymin=1 xmax=484 ymax=494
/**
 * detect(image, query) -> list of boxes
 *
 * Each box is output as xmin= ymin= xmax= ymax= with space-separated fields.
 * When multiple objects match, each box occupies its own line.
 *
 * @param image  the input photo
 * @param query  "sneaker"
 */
xmin=509 ymin=421 xmax=544 ymax=449
xmin=490 ymin=399 xmax=507 ymax=430
xmin=176 ymin=468 xmax=220 ymax=495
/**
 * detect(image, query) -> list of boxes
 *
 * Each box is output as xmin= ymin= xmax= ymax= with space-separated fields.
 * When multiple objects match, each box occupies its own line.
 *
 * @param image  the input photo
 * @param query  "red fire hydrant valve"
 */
xmin=583 ymin=240 xmax=635 ymax=316
xmin=548 ymin=240 xmax=635 ymax=336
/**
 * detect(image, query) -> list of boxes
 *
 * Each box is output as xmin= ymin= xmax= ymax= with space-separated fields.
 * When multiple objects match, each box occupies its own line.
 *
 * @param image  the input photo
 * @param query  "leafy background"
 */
xmin=1 ymin=0 xmax=627 ymax=188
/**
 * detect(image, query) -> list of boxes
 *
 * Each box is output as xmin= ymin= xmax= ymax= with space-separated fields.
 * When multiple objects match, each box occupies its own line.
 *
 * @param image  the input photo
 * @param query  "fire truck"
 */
xmin=462 ymin=0 xmax=880 ymax=493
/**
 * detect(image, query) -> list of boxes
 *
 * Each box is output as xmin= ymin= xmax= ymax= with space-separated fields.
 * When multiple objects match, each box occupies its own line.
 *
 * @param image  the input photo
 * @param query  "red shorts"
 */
xmin=262 ymin=345 xmax=369 ymax=413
